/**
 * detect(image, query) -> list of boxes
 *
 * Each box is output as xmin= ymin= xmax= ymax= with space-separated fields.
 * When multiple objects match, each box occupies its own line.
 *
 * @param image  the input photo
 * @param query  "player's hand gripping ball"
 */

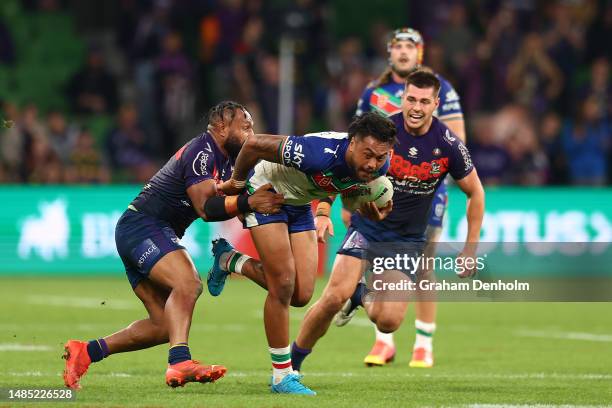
xmin=341 ymin=176 xmax=394 ymax=211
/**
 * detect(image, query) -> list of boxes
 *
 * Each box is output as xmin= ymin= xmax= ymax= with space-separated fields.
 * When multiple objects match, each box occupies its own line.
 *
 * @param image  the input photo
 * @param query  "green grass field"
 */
xmin=1 ymin=276 xmax=611 ymax=407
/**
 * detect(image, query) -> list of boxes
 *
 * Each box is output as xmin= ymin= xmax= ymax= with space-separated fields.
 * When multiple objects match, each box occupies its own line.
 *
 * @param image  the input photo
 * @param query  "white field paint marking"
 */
xmin=468 ymin=405 xmax=610 ymax=408
xmin=0 ymin=343 xmax=52 ymax=351
xmin=8 ymin=371 xmax=43 ymax=377
xmin=251 ymin=310 xmax=373 ymax=327
xmin=26 ymin=295 xmax=139 ymax=310
xmin=225 ymin=371 xmax=612 ymax=381
xmin=515 ymin=330 xmax=612 ymax=342
xmin=5 ymin=371 xmax=133 ymax=378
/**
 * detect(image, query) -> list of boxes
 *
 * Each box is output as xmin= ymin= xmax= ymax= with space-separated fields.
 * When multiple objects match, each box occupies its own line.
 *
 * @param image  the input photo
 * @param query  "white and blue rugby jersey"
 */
xmin=247 ymin=132 xmax=390 ymax=206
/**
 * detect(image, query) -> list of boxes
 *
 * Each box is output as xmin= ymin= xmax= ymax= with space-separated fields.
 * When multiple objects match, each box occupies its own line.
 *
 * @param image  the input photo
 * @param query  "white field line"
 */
xmin=4 ymin=370 xmax=611 ymax=382
xmin=468 ymin=405 xmax=611 ymax=408
xmin=515 ymin=330 xmax=612 ymax=342
xmin=0 ymin=343 xmax=52 ymax=351
xmin=26 ymin=295 xmax=139 ymax=310
xmin=225 ymin=372 xmax=612 ymax=381
xmin=6 ymin=371 xmax=132 ymax=377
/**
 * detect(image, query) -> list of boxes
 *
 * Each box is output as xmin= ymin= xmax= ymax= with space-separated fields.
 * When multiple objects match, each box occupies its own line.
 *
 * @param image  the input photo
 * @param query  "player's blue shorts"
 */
xmin=115 ymin=208 xmax=185 ymax=289
xmin=428 ymin=182 xmax=448 ymax=228
xmin=337 ymin=225 xmax=425 ymax=278
xmin=244 ymin=203 xmax=315 ymax=233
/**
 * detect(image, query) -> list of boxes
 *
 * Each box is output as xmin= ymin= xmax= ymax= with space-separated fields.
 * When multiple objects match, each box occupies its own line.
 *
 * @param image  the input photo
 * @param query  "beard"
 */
xmin=225 ymin=136 xmax=243 ymax=159
xmin=390 ymin=62 xmax=417 ymax=79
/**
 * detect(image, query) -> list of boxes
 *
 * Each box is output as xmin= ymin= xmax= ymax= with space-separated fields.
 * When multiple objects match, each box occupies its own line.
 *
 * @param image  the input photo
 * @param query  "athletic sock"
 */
xmin=350 ymin=282 xmax=367 ymax=308
xmin=414 ymin=320 xmax=436 ymax=351
xmin=290 ymin=341 xmax=312 ymax=372
xmin=270 ymin=346 xmax=292 ymax=385
xmin=168 ymin=343 xmax=191 ymax=365
xmin=86 ymin=338 xmax=109 ymax=363
xmin=219 ymin=250 xmax=251 ymax=274
xmin=374 ymin=326 xmax=395 ymax=346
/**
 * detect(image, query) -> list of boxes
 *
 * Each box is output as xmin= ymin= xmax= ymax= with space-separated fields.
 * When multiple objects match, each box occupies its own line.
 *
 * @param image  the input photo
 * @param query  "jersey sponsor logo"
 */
xmin=408 ymin=147 xmax=418 ymax=158
xmin=441 ymin=101 xmax=461 ymax=112
xmin=136 ymin=239 xmax=160 ymax=268
xmin=445 ymin=89 xmax=459 ymax=102
xmin=181 ymin=200 xmax=191 ymax=207
xmin=433 ymin=148 xmax=441 ymax=156
xmin=389 ymin=153 xmax=449 ymax=182
xmin=192 ymin=151 xmax=210 ymax=176
xmin=443 ymin=129 xmax=456 ymax=145
xmin=458 ymin=143 xmax=473 ymax=171
xmin=324 ymin=145 xmax=340 ymax=157
xmin=434 ymin=202 xmax=445 ymax=218
xmin=283 ymin=139 xmax=305 ymax=168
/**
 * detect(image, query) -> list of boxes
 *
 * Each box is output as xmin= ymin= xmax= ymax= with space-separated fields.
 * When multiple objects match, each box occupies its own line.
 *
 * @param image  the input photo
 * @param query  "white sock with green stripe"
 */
xmin=270 ymin=346 xmax=292 ymax=385
xmin=414 ymin=319 xmax=435 ymax=351
xmin=219 ymin=250 xmax=251 ymax=274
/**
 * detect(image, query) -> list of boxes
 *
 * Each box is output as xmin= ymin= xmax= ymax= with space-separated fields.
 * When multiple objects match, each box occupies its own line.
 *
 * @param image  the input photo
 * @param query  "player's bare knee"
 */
xmin=374 ymin=316 xmax=401 ymax=333
xmin=320 ymin=291 xmax=346 ymax=315
xmin=291 ymin=288 xmax=313 ymax=307
xmin=269 ymin=279 xmax=295 ymax=305
xmin=173 ymin=277 xmax=203 ymax=301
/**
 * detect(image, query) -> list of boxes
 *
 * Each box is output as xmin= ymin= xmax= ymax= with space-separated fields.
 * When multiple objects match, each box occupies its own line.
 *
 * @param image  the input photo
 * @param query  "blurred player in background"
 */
xmin=208 ymin=112 xmax=396 ymax=394
xmin=290 ymin=70 xmax=483 ymax=375
xmin=62 ymin=101 xmax=284 ymax=390
xmin=347 ymin=27 xmax=467 ymax=368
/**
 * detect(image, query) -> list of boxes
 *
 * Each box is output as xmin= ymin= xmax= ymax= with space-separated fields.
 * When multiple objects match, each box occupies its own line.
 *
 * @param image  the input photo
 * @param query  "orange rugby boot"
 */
xmin=165 ymin=360 xmax=227 ymax=388
xmin=62 ymin=340 xmax=91 ymax=390
xmin=409 ymin=347 xmax=434 ymax=368
xmin=363 ymin=340 xmax=396 ymax=367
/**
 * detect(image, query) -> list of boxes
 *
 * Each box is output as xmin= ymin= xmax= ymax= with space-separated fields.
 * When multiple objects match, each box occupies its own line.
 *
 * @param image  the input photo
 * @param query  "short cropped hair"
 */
xmin=348 ymin=112 xmax=397 ymax=146
xmin=207 ymin=101 xmax=247 ymax=127
xmin=405 ymin=69 xmax=441 ymax=96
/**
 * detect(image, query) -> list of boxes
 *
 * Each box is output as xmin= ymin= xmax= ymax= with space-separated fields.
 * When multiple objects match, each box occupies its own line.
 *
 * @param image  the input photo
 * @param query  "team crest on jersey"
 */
xmin=377 ymin=94 xmax=389 ymax=108
xmin=430 ymin=161 xmax=441 ymax=176
xmin=312 ymin=173 xmax=333 ymax=187
xmin=310 ymin=172 xmax=360 ymax=193
xmin=433 ymin=148 xmax=441 ymax=156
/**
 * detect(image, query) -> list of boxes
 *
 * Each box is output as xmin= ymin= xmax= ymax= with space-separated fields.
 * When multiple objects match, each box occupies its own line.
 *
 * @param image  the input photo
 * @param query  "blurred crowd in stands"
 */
xmin=0 ymin=0 xmax=610 ymax=185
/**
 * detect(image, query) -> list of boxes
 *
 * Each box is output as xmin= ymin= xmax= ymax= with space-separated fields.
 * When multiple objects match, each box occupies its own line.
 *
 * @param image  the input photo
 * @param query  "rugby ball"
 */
xmin=341 ymin=176 xmax=393 ymax=211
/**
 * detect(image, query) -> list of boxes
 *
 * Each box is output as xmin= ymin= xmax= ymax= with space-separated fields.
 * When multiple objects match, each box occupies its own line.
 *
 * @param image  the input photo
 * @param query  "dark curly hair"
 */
xmin=207 ymin=100 xmax=247 ymax=127
xmin=348 ymin=112 xmax=397 ymax=146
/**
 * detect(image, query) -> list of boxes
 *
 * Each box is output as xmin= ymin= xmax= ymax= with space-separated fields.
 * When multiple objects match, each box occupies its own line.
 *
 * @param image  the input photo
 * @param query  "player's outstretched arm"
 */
xmin=315 ymin=196 xmax=336 ymax=243
xmin=454 ymin=169 xmax=485 ymax=277
xmin=223 ymin=134 xmax=288 ymax=195
xmin=188 ymin=180 xmax=284 ymax=222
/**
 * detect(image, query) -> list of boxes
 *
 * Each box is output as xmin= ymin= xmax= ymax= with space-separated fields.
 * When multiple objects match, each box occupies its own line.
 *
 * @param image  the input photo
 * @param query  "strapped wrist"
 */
xmin=316 ymin=201 xmax=331 ymax=217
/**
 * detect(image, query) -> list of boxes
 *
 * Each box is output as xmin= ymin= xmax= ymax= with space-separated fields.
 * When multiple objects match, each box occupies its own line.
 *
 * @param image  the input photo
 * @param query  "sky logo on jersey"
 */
xmin=282 ymin=138 xmax=305 ymax=168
